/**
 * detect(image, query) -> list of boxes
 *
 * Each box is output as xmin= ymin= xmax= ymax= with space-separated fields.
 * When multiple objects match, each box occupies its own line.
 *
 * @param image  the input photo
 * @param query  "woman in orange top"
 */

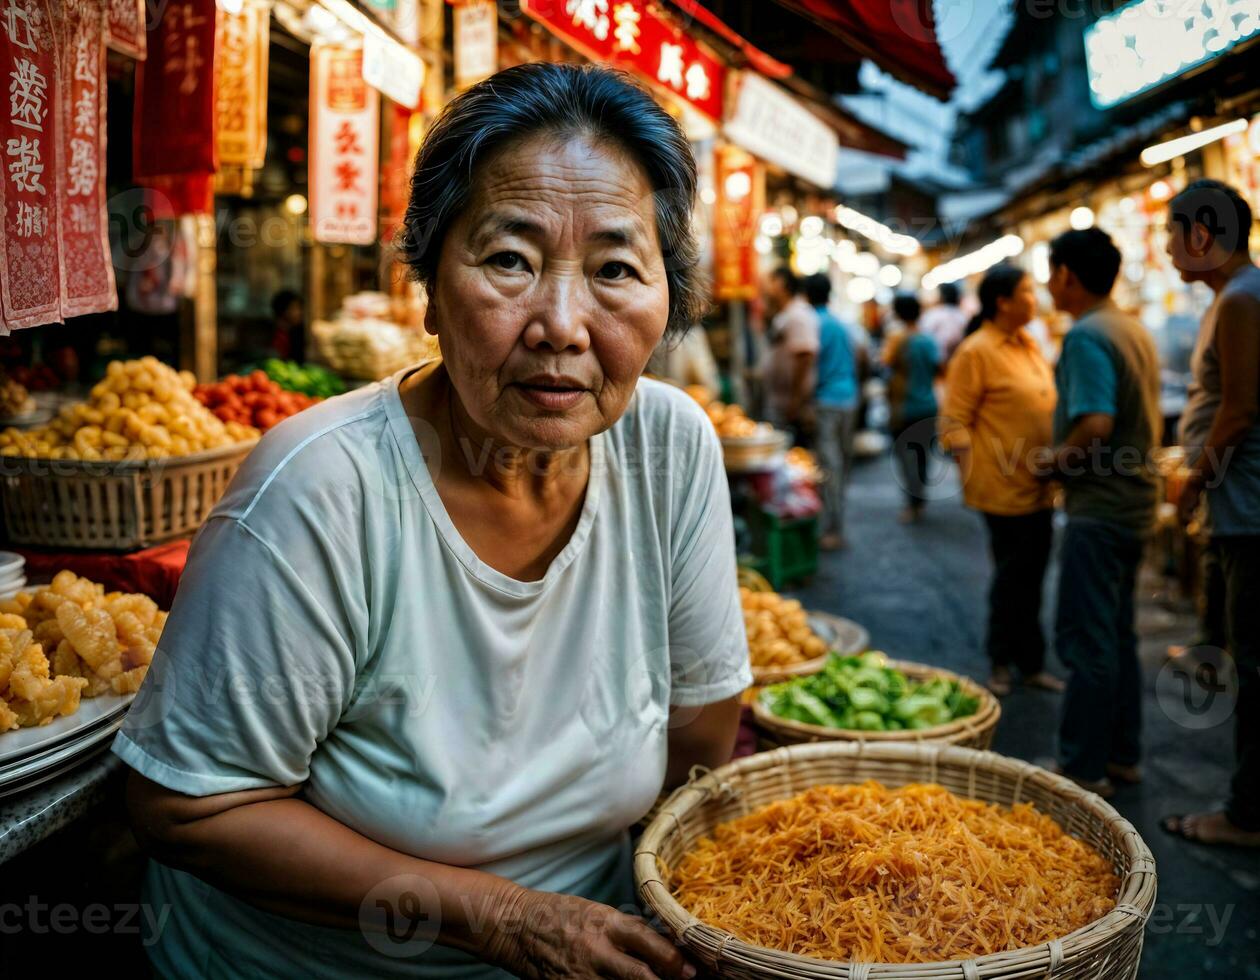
xmin=940 ymin=266 xmax=1063 ymax=697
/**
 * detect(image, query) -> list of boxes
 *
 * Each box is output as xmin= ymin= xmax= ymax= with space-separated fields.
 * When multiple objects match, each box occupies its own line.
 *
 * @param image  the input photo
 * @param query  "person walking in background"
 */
xmin=269 ymin=289 xmax=306 ymax=362
xmin=805 ymin=273 xmax=859 ymax=551
xmin=883 ymin=292 xmax=939 ymax=524
xmin=919 ymin=282 xmax=968 ymax=363
xmin=762 ymin=267 xmax=819 ymax=443
xmin=1161 ymin=179 xmax=1260 ymax=848
xmin=1039 ymin=228 xmax=1162 ymax=799
xmin=939 ymin=265 xmax=1062 ymax=697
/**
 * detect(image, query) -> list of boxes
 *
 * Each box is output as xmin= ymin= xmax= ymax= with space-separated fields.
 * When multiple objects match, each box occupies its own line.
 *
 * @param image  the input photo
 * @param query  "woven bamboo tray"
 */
xmin=0 ymin=441 xmax=256 ymax=550
xmin=636 ymin=742 xmax=1157 ymax=980
xmin=752 ymin=658 xmax=1000 ymax=750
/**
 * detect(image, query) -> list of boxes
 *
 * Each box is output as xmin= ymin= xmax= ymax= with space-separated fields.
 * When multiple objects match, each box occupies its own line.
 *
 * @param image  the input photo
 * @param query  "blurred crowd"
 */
xmin=670 ymin=177 xmax=1259 ymax=850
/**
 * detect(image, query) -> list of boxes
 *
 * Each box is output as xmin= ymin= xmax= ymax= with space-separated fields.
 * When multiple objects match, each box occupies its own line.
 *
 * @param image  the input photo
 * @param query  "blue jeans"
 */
xmin=1055 ymin=518 xmax=1146 ymax=782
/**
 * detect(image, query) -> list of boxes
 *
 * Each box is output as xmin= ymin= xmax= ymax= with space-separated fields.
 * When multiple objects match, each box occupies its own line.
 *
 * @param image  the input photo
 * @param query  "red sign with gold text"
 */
xmin=134 ymin=0 xmax=218 ymax=179
xmin=106 ymin=0 xmax=146 ymax=60
xmin=520 ymin=0 xmax=724 ymax=121
xmin=59 ymin=0 xmax=117 ymax=318
xmin=0 ymin=0 xmax=63 ymax=332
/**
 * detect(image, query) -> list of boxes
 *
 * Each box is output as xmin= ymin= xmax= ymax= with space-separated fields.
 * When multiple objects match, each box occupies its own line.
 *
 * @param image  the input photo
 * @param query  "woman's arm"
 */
xmin=664 ymin=695 xmax=741 ymax=788
xmin=127 ymin=771 xmax=695 ymax=979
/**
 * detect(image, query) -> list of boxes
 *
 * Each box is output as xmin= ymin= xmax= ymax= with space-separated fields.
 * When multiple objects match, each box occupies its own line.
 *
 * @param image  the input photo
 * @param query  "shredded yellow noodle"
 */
xmin=668 ymin=782 xmax=1119 ymax=964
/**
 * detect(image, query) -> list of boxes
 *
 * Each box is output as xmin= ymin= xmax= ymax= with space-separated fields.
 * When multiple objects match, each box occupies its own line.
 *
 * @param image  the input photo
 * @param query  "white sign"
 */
xmin=454 ymin=1 xmax=497 ymax=89
xmin=1085 ymin=0 xmax=1260 ymax=108
xmin=723 ymin=72 xmax=838 ymax=191
xmin=310 ymin=43 xmax=380 ymax=246
xmin=362 ymin=30 xmax=422 ymax=108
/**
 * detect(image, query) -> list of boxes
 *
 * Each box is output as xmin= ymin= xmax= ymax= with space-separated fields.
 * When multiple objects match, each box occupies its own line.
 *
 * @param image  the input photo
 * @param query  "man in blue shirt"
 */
xmin=805 ymin=274 xmax=859 ymax=549
xmin=1039 ymin=228 xmax=1162 ymax=798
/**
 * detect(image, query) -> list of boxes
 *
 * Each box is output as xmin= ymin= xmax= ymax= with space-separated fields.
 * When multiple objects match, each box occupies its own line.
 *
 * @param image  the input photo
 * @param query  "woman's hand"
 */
xmin=483 ymin=889 xmax=696 ymax=980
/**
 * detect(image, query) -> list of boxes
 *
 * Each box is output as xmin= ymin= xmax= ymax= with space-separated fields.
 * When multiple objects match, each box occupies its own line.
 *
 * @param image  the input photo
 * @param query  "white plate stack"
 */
xmin=0 ymin=693 xmax=134 ymax=798
xmin=0 ymin=551 xmax=25 ymax=599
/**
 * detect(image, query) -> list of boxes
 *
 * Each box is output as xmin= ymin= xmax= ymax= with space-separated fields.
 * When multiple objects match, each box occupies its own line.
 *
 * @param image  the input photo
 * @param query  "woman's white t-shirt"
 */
xmin=112 ymin=371 xmax=751 ymax=978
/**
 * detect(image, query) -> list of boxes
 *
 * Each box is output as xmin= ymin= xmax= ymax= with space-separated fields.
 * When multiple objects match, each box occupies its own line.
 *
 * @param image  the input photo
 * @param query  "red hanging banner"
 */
xmin=59 ymin=0 xmax=117 ymax=318
xmin=134 ymin=0 xmax=218 ymax=179
xmin=106 ymin=0 xmax=146 ymax=60
xmin=0 ymin=0 xmax=63 ymax=333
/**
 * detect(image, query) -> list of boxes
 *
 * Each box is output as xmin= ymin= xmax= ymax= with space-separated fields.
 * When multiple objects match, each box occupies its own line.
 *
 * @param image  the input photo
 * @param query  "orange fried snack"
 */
xmin=670 ymin=781 xmax=1120 ymax=964
xmin=0 ymin=571 xmax=166 ymax=733
xmin=0 ymin=628 xmax=88 ymax=730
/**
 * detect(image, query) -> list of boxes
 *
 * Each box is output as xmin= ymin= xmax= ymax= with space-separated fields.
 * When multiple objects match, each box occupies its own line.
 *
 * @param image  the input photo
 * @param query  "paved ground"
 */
xmin=790 ymin=451 xmax=1260 ymax=979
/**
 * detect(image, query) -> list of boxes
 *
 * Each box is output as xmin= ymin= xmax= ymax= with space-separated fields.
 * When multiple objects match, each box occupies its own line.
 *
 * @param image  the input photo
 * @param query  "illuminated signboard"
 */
xmin=1085 ymin=0 xmax=1260 ymax=108
xmin=520 ymin=0 xmax=724 ymax=122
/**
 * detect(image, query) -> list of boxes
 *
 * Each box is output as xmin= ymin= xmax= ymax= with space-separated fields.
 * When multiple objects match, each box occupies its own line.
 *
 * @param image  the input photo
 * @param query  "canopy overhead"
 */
xmin=774 ymin=0 xmax=956 ymax=100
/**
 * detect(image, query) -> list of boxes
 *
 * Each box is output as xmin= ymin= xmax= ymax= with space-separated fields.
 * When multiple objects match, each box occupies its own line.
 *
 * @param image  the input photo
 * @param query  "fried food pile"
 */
xmin=0 ymin=357 xmax=258 ymax=460
xmin=742 ymin=587 xmax=828 ymax=670
xmin=0 ymin=571 xmax=164 ymax=732
xmin=681 ymin=385 xmax=772 ymax=439
xmin=0 ymin=371 xmax=34 ymax=418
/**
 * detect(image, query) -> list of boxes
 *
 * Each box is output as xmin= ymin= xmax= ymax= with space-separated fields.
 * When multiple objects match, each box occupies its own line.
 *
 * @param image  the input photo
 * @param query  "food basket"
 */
xmin=752 ymin=658 xmax=1000 ymax=750
xmin=751 ymin=610 xmax=870 ymax=686
xmin=722 ymin=429 xmax=790 ymax=472
xmin=635 ymin=742 xmax=1157 ymax=980
xmin=0 ymin=441 xmax=256 ymax=550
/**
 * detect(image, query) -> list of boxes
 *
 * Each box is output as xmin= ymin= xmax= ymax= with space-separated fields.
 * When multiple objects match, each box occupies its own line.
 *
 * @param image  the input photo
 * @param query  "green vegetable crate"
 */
xmin=752 ymin=653 xmax=1001 ymax=750
xmin=741 ymin=507 xmax=818 ymax=591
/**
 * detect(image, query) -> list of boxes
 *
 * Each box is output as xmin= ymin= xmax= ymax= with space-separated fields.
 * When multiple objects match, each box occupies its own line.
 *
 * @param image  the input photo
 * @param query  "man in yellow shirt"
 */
xmin=939 ymin=265 xmax=1062 ymax=696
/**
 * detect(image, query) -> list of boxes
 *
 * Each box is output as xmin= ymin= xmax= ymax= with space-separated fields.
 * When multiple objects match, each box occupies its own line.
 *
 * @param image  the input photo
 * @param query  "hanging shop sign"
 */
xmin=1085 ymin=0 xmax=1260 ymax=109
xmin=310 ymin=42 xmax=380 ymax=246
xmin=216 ymin=0 xmax=269 ymax=170
xmin=0 ymin=0 xmax=63 ymax=332
xmin=723 ymin=71 xmax=838 ymax=191
xmin=380 ymin=103 xmax=417 ymax=242
xmin=362 ymin=29 xmax=422 ymax=109
xmin=712 ymin=145 xmax=762 ymax=301
xmin=454 ymin=0 xmax=497 ymax=90
xmin=134 ymin=0 xmax=218 ymax=179
xmin=59 ymin=0 xmax=117 ymax=319
xmin=520 ymin=0 xmax=724 ymax=122
xmin=106 ymin=0 xmax=146 ymax=60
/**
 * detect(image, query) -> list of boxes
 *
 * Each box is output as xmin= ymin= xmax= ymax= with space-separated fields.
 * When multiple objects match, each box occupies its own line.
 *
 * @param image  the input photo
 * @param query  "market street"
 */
xmin=792 ymin=452 xmax=1260 ymax=979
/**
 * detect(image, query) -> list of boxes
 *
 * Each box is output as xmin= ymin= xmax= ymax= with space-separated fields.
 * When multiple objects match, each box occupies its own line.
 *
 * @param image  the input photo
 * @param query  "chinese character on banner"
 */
xmin=134 ymin=0 xmax=217 ymax=180
xmin=106 ymin=0 xmax=146 ymax=60
xmin=0 ymin=0 xmax=61 ymax=332
xmin=612 ymin=3 xmax=640 ymax=54
xmin=216 ymin=0 xmax=269 ymax=170
xmin=58 ymin=0 xmax=116 ymax=318
xmin=310 ymin=43 xmax=379 ymax=246
xmin=520 ymin=0 xmax=724 ymax=121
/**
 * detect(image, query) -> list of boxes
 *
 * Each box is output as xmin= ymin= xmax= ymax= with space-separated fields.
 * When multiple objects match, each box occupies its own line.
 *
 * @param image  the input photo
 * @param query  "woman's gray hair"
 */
xmin=399 ymin=63 xmax=705 ymax=339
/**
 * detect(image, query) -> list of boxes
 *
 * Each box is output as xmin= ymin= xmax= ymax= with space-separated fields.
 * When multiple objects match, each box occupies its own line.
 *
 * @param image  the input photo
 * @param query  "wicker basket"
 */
xmin=752 ymin=658 xmax=1000 ymax=750
xmin=751 ymin=611 xmax=870 ymax=686
xmin=0 ymin=441 xmax=256 ymax=550
xmin=722 ymin=430 xmax=790 ymax=472
xmin=636 ymin=742 xmax=1157 ymax=980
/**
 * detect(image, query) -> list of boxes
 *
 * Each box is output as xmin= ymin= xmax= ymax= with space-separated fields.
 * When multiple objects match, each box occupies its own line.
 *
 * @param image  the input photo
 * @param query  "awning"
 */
xmin=772 ymin=0 xmax=956 ymax=100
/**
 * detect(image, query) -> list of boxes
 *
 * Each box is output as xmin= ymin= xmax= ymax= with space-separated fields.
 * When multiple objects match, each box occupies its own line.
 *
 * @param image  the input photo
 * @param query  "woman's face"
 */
xmin=427 ymin=132 xmax=671 ymax=451
xmin=998 ymin=274 xmax=1037 ymax=327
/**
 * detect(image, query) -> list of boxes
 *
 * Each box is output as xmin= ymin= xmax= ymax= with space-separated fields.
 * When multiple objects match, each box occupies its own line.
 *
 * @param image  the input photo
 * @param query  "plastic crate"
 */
xmin=741 ymin=508 xmax=818 ymax=590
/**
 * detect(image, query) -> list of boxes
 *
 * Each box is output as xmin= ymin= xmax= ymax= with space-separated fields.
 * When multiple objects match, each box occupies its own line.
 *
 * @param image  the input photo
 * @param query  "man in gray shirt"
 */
xmin=761 ymin=267 xmax=819 ymax=436
xmin=1163 ymin=179 xmax=1260 ymax=849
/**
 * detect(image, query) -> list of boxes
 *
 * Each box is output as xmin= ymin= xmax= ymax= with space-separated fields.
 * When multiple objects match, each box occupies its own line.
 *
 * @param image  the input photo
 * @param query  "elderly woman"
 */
xmin=116 ymin=64 xmax=749 ymax=979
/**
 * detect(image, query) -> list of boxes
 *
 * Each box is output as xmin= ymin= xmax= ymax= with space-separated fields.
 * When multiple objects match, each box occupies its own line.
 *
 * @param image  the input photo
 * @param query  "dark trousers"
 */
xmin=1199 ymin=538 xmax=1229 ymax=650
xmin=1056 ymin=518 xmax=1145 ymax=782
xmin=1219 ymin=536 xmax=1260 ymax=831
xmin=891 ymin=416 xmax=934 ymax=508
xmin=983 ymin=509 xmax=1054 ymax=675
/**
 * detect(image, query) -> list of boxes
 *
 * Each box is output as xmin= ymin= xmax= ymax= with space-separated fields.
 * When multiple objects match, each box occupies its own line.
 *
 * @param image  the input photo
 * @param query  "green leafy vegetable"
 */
xmin=760 ymin=651 xmax=980 ymax=733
